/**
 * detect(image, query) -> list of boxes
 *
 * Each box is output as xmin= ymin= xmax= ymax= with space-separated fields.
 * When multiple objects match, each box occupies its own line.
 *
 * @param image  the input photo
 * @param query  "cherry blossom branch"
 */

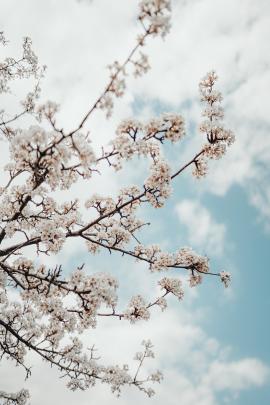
xmin=70 ymin=148 xmax=205 ymax=237
xmin=0 ymin=316 xmax=161 ymax=397
xmin=0 ymin=144 xmax=205 ymax=255
xmin=0 ymin=110 xmax=28 ymax=127
xmin=80 ymin=234 xmax=219 ymax=276
xmin=68 ymin=0 xmax=171 ymax=134
xmin=69 ymin=32 xmax=150 ymax=136
xmin=0 ymin=3 xmax=234 ymax=400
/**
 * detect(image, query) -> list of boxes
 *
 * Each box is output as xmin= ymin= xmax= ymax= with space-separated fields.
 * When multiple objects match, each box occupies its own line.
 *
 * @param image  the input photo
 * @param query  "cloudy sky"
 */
xmin=0 ymin=0 xmax=270 ymax=404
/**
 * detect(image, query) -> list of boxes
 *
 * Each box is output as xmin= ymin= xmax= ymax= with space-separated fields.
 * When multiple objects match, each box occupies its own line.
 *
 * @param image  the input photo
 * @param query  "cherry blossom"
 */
xmin=0 ymin=1 xmax=234 ymax=402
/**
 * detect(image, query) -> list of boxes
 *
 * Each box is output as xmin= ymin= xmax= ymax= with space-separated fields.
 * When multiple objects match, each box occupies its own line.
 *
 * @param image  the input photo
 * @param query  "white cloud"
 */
xmin=203 ymin=358 xmax=269 ymax=392
xmin=176 ymin=199 xmax=226 ymax=256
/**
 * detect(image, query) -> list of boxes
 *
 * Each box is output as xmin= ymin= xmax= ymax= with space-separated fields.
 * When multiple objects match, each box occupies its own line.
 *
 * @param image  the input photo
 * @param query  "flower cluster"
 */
xmin=193 ymin=71 xmax=235 ymax=178
xmin=124 ymin=295 xmax=150 ymax=323
xmin=176 ymin=247 xmax=209 ymax=273
xmin=138 ymin=0 xmax=172 ymax=38
xmin=0 ymin=186 xmax=81 ymax=256
xmin=0 ymin=389 xmax=30 ymax=405
xmin=220 ymin=271 xmax=231 ymax=288
xmin=106 ymin=113 xmax=184 ymax=177
xmin=36 ymin=220 xmax=66 ymax=253
xmin=132 ymin=52 xmax=150 ymax=77
xmin=158 ymin=277 xmax=184 ymax=300
xmin=101 ymin=365 xmax=131 ymax=396
xmin=0 ymin=37 xmax=39 ymax=95
xmin=145 ymin=159 xmax=172 ymax=207
xmin=36 ymin=100 xmax=59 ymax=122
xmin=0 ymin=31 xmax=7 ymax=46
xmin=133 ymin=340 xmax=162 ymax=397
xmin=0 ymin=34 xmax=45 ymax=141
xmin=133 ymin=245 xmax=210 ymax=279
xmin=144 ymin=113 xmax=185 ymax=143
xmin=8 ymin=126 xmax=96 ymax=190
xmin=135 ymin=339 xmax=154 ymax=361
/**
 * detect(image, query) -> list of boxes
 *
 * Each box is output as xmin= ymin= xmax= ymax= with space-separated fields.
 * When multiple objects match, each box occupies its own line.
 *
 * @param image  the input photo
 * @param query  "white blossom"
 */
xmin=124 ymin=295 xmax=150 ymax=323
xmin=158 ymin=277 xmax=184 ymax=300
xmin=0 ymin=3 xmax=234 ymax=401
xmin=138 ymin=0 xmax=172 ymax=37
xmin=191 ymin=70 xmax=235 ymax=177
xmin=220 ymin=271 xmax=231 ymax=288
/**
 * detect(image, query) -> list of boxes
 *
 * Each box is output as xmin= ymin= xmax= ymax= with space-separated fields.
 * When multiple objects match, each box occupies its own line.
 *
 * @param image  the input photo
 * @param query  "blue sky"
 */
xmin=116 ymin=118 xmax=270 ymax=404
xmin=0 ymin=0 xmax=270 ymax=404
